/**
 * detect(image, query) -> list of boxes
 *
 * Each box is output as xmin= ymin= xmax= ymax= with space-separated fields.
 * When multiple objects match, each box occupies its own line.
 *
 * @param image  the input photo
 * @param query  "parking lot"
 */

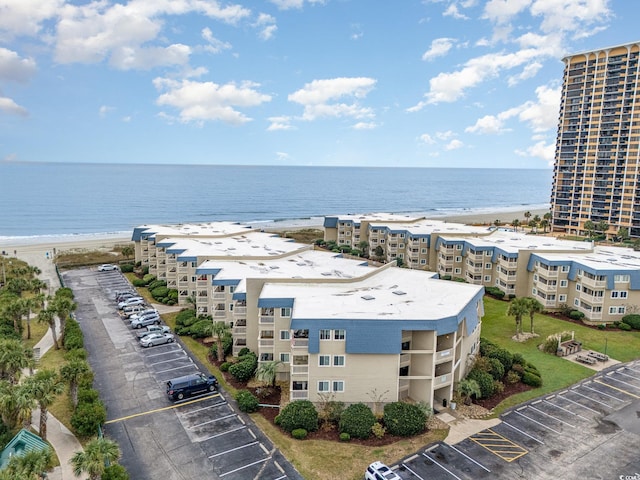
xmin=394 ymin=360 xmax=640 ymax=479
xmin=63 ymin=267 xmax=302 ymax=480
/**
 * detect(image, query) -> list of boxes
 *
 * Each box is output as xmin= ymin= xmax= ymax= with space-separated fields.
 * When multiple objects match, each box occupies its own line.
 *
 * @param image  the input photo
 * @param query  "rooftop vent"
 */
xmin=361 ymin=295 xmax=375 ymax=301
xmin=393 ymin=290 xmax=407 ymax=296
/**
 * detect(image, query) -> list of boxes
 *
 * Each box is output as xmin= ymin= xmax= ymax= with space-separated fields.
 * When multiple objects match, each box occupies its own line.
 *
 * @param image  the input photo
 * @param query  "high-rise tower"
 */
xmin=550 ymin=41 xmax=640 ymax=238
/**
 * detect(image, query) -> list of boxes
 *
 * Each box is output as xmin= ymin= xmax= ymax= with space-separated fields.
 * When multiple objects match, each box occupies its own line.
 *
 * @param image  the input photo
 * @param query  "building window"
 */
xmin=280 ymin=330 xmax=290 ymax=341
xmin=560 ymin=280 xmax=568 ymax=287
xmin=420 ymin=259 xmax=427 ymax=265
xmin=532 ymin=288 xmax=537 ymax=295
xmin=401 ymin=341 xmax=410 ymax=350
xmin=455 ymin=256 xmax=462 ymax=262
xmin=334 ymin=329 xmax=346 ymax=340
xmin=484 ymin=275 xmax=491 ymax=282
xmin=562 ymin=265 xmax=570 ymax=273
xmin=281 ymin=307 xmax=291 ymax=317
xmin=485 ymin=263 xmax=492 ymax=269
xmin=332 ymin=381 xmax=344 ymax=392
xmin=318 ymin=381 xmax=330 ymax=392
xmin=333 ymin=355 xmax=345 ymax=367
xmin=456 ymin=245 xmax=462 ymax=250
xmin=559 ymin=294 xmax=567 ymax=302
xmin=319 ymin=355 xmax=331 ymax=366
xmin=454 ymin=268 xmax=461 ymax=274
xmin=576 ymin=284 xmax=581 ymax=291
xmin=229 ymin=303 xmax=234 ymax=311
xmin=229 ymin=285 xmax=235 ymax=293
xmin=614 ymin=274 xmax=630 ymax=283
xmin=320 ymin=329 xmax=331 ymax=340
xmin=280 ymin=353 xmax=290 ymax=363
xmin=611 ymin=291 xmax=628 ymax=299
xmin=421 ymin=248 xmax=427 ymax=254
xmin=574 ymin=299 xmax=579 ymax=306
xmin=399 ymin=366 xmax=409 ymax=376
xmin=486 ymin=251 xmax=492 ymax=256
xmin=609 ymin=306 xmax=626 ymax=315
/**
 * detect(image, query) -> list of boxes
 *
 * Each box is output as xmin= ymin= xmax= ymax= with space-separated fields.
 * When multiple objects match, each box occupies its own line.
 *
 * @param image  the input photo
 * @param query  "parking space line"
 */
xmin=501 ymin=420 xmax=544 ymax=444
xmin=605 ymin=373 xmax=640 ymax=391
xmin=624 ymin=365 xmax=640 ymax=374
xmin=447 ymin=443 xmax=491 ymax=472
xmin=514 ymin=410 xmax=562 ymax=434
xmin=401 ymin=463 xmax=425 ymax=480
xmin=200 ymin=425 xmax=247 ymax=441
xmin=555 ymin=394 xmax=600 ymax=415
xmin=179 ymin=401 xmax=227 ymax=415
xmin=148 ymin=357 xmax=191 ymax=366
xmin=155 ymin=364 xmax=196 ymax=374
xmin=422 ymin=452 xmax=463 ymax=479
xmin=593 ymin=378 xmax=640 ymax=399
xmin=105 ymin=393 xmax=221 ymax=424
xmin=208 ymin=441 xmax=259 ymax=458
xmin=617 ymin=370 xmax=640 ymax=381
xmin=144 ymin=348 xmax=184 ymax=358
xmin=542 ymin=399 xmax=589 ymax=421
xmin=580 ymin=384 xmax=625 ymax=403
xmin=569 ymin=388 xmax=615 ymax=408
xmin=219 ymin=456 xmax=270 ymax=478
xmin=189 ymin=413 xmax=237 ymax=428
xmin=528 ymin=405 xmax=576 ymax=428
xmin=468 ymin=428 xmax=528 ymax=462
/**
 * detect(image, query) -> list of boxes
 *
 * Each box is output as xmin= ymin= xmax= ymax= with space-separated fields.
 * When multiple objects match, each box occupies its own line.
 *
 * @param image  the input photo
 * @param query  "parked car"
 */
xmin=139 ymin=333 xmax=174 ymax=348
xmin=98 ymin=264 xmax=118 ymax=272
xmin=136 ymin=325 xmax=171 ymax=339
xmin=166 ymin=373 xmax=218 ymax=401
xmin=118 ymin=297 xmax=144 ymax=309
xmin=127 ymin=308 xmax=158 ymax=321
xmin=122 ymin=305 xmax=148 ymax=318
xmin=115 ymin=291 xmax=136 ymax=302
xmin=365 ymin=462 xmax=401 ymax=480
xmin=130 ymin=313 xmax=161 ymax=329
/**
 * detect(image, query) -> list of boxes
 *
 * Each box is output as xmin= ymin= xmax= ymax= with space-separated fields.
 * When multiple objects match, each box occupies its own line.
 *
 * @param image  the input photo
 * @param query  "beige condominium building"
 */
xmin=550 ymin=41 xmax=640 ymax=238
xmin=324 ymin=213 xmax=640 ymax=324
xmin=131 ymin=222 xmax=485 ymax=408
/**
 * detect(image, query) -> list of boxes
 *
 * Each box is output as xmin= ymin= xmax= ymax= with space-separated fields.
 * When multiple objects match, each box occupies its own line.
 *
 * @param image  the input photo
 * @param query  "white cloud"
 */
xmin=289 ymin=77 xmax=376 ymax=121
xmin=0 ymin=0 xmax=63 ymax=39
xmin=99 ymin=105 xmax=114 ymax=118
xmin=110 ymin=44 xmax=191 ymax=70
xmin=154 ymin=77 xmax=272 ymax=125
xmin=419 ymin=133 xmax=436 ymax=144
xmin=435 ymin=130 xmax=455 ymax=140
xmin=0 ymin=48 xmax=37 ymax=83
xmin=275 ymin=151 xmax=290 ymax=160
xmin=515 ymin=139 xmax=555 ymax=165
xmin=445 ymin=139 xmax=464 ymax=150
xmin=422 ymin=38 xmax=456 ymax=61
xmin=530 ymin=0 xmax=612 ymax=35
xmin=443 ymin=4 xmax=468 ymax=19
xmin=483 ymin=0 xmax=531 ymax=24
xmin=507 ymin=61 xmax=542 ymax=86
xmin=267 ymin=116 xmax=294 ymax=131
xmin=254 ymin=13 xmax=277 ymax=40
xmin=352 ymin=122 xmax=377 ymax=130
xmin=201 ymin=27 xmax=232 ymax=53
xmin=269 ymin=0 xmax=325 ymax=10
xmin=0 ymin=95 xmax=28 ymax=116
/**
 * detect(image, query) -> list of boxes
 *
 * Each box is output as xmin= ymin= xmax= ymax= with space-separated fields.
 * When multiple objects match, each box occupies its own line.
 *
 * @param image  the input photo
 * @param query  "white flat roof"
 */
xmin=137 ymin=221 xmax=253 ymax=239
xmin=442 ymin=230 xmax=592 ymax=253
xmin=260 ymin=267 xmax=481 ymax=320
xmin=535 ymin=246 xmax=640 ymax=271
xmin=369 ymin=219 xmax=490 ymax=236
xmin=159 ymin=231 xmax=309 ymax=258
xmin=330 ymin=212 xmax=426 ymax=223
xmin=201 ymin=250 xmax=373 ymax=287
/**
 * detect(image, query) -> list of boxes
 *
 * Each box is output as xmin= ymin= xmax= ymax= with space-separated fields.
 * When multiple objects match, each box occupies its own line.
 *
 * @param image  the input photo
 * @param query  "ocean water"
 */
xmin=0 ymin=163 xmax=552 ymax=243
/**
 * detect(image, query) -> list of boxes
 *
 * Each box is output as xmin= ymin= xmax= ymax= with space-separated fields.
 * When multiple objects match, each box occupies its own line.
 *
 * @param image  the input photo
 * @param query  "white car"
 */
xmin=365 ymin=462 xmax=401 ymax=480
xmin=98 ymin=264 xmax=118 ymax=272
xmin=118 ymin=297 xmax=144 ymax=309
xmin=140 ymin=333 xmax=174 ymax=348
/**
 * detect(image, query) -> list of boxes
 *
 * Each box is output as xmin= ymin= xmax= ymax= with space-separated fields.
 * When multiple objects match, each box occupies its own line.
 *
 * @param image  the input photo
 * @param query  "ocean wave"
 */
xmin=0 ymin=231 xmax=132 ymax=247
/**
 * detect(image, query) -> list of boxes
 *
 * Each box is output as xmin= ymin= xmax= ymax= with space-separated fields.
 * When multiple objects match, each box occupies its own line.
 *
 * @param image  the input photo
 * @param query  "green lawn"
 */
xmin=482 ymin=296 xmax=640 ymax=412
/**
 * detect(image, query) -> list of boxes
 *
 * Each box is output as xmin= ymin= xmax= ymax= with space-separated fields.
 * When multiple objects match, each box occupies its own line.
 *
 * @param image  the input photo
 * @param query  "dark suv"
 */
xmin=166 ymin=372 xmax=218 ymax=401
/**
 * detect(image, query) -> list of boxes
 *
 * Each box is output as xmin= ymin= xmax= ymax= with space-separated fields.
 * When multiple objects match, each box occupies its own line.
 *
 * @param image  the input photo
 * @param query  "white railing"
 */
xmin=233 ymin=326 xmax=246 ymax=335
xmin=292 ymin=339 xmax=309 ymax=348
xmin=291 ymin=365 xmax=309 ymax=375
xmin=213 ymin=311 xmax=227 ymax=318
xmin=213 ymin=292 xmax=226 ymax=300
xmin=259 ymin=339 xmax=274 ymax=347
xmin=234 ymin=306 xmax=247 ymax=315
xmin=435 ymin=373 xmax=451 ymax=385
xmin=291 ymin=391 xmax=309 ymax=400
xmin=259 ymin=316 xmax=274 ymax=324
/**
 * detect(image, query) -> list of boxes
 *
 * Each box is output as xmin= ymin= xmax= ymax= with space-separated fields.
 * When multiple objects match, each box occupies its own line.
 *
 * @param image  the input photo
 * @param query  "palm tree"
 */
xmin=211 ymin=321 xmax=231 ymax=362
xmin=255 ymin=360 xmax=283 ymax=388
xmin=0 ymin=338 xmax=35 ymax=384
xmin=2 ymin=296 xmax=28 ymax=334
xmin=596 ymin=220 xmax=609 ymax=238
xmin=511 ymin=219 xmax=520 ymax=232
xmin=584 ymin=220 xmax=595 ymax=239
xmin=539 ymin=219 xmax=549 ymax=233
xmin=524 ymin=297 xmax=544 ymax=334
xmin=70 ymin=437 xmax=121 ymax=480
xmin=4 ymin=446 xmax=53 ymax=480
xmin=23 ymin=369 xmax=65 ymax=441
xmin=121 ymin=245 xmax=134 ymax=261
xmin=24 ymin=291 xmax=45 ymax=340
xmin=61 ymin=359 xmax=91 ymax=408
xmin=36 ymin=307 xmax=59 ymax=350
xmin=524 ymin=211 xmax=532 ymax=225
xmin=15 ymin=384 xmax=38 ymax=430
xmin=456 ymin=378 xmax=481 ymax=405
xmin=51 ymin=293 xmax=76 ymax=345
xmin=506 ymin=297 xmax=529 ymax=335
xmin=0 ymin=380 xmax=20 ymax=429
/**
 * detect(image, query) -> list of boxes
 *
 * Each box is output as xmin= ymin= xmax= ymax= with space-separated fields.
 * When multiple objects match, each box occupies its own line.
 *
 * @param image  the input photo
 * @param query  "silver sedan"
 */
xmin=139 ymin=333 xmax=175 ymax=348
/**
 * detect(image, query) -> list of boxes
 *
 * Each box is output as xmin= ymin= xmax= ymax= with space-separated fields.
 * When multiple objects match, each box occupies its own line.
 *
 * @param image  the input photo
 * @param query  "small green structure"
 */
xmin=0 ymin=429 xmax=50 ymax=470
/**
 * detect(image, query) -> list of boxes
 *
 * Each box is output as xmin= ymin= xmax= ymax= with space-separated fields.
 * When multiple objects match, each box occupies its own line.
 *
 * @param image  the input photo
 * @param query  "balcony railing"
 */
xmin=213 ymin=292 xmax=226 ymax=300
xmin=291 ymin=365 xmax=309 ymax=375
xmin=213 ymin=311 xmax=227 ymax=318
xmin=291 ymin=390 xmax=309 ymax=400
xmin=233 ymin=326 xmax=246 ymax=335
xmin=435 ymin=373 xmax=451 ymax=385
xmin=259 ymin=339 xmax=274 ymax=347
xmin=292 ymin=339 xmax=309 ymax=349
xmin=259 ymin=316 xmax=274 ymax=324
xmin=435 ymin=348 xmax=453 ymax=363
xmin=234 ymin=306 xmax=247 ymax=315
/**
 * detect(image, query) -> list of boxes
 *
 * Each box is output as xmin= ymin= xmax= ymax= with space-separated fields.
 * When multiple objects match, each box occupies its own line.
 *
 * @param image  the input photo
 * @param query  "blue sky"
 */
xmin=0 ymin=0 xmax=636 ymax=168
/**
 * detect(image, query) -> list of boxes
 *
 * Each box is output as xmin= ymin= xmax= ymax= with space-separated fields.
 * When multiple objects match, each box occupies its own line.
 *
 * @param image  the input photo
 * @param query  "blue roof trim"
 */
xmin=195 ymin=268 xmax=221 ymax=275
xmin=494 ymin=247 xmax=518 ymax=259
xmin=292 ymin=289 xmax=482 ymax=354
xmin=157 ymin=241 xmax=177 ymax=248
xmin=527 ymin=254 xmax=572 ymax=272
xmin=166 ymin=248 xmax=187 ymax=254
xmin=177 ymin=256 xmax=198 ymax=262
xmin=324 ymin=217 xmax=338 ymax=228
xmin=232 ymin=292 xmax=246 ymax=301
xmin=258 ymin=298 xmax=295 ymax=308
xmin=132 ymin=227 xmax=149 ymax=242
xmin=213 ymin=279 xmax=240 ymax=286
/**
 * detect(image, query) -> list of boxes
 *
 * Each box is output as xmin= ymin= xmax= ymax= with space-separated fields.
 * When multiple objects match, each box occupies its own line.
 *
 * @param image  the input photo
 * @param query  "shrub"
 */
xmin=151 ymin=286 xmax=170 ymax=300
xmin=235 ymin=390 xmax=259 ymax=413
xmin=210 ymin=336 xmax=233 ymax=360
xmin=383 ymin=402 xmax=427 ymax=436
xmin=291 ymin=428 xmax=308 ymax=440
xmin=188 ymin=319 xmax=214 ymax=338
xmin=77 ymin=387 xmax=100 ymax=405
xmin=339 ymin=432 xmax=350 ymax=442
xmin=522 ymin=371 xmax=543 ymax=387
xmin=485 ymin=347 xmax=513 ymax=372
xmin=148 ymin=279 xmax=167 ymax=291
xmin=102 ymin=464 xmax=130 ymax=480
xmin=277 ymin=400 xmax=318 ymax=433
xmin=415 ymin=401 xmax=433 ymax=422
xmin=64 ymin=348 xmax=88 ymax=361
xmin=142 ymin=274 xmax=155 ymax=284
xmin=543 ymin=336 xmax=560 ymax=354
xmin=339 ymin=403 xmax=376 ymax=439
xmin=229 ymin=353 xmax=257 ymax=382
xmin=371 ymin=422 xmax=386 ymax=439
xmin=622 ymin=314 xmax=640 ymax=330
xmin=487 ymin=357 xmax=505 ymax=380
xmin=119 ymin=264 xmax=134 ymax=273
xmin=506 ymin=370 xmax=521 ymax=384
xmin=176 ymin=308 xmax=197 ymax=324
xmin=220 ymin=362 xmax=231 ymax=372
xmin=619 ymin=322 xmax=632 ymax=331
xmin=71 ymin=400 xmax=107 ymax=437
xmin=467 ymin=369 xmax=496 ymax=399
xmin=493 ymin=380 xmax=505 ymax=394
xmin=569 ymin=310 xmax=585 ymax=320
xmin=238 ymin=347 xmax=251 ymax=357
xmin=132 ymin=278 xmax=147 ymax=287
xmin=318 ymin=400 xmax=345 ymax=425
xmin=64 ymin=318 xmax=84 ymax=350
xmin=485 ymin=286 xmax=505 ymax=299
